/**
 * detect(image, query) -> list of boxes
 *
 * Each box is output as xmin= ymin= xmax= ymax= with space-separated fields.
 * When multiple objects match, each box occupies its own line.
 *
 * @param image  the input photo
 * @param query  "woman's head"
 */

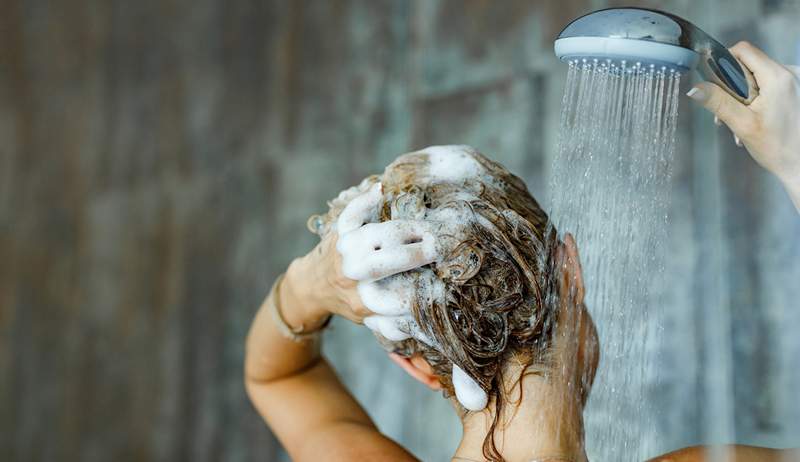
xmin=309 ymin=145 xmax=596 ymax=460
xmin=376 ymin=146 xmax=561 ymax=388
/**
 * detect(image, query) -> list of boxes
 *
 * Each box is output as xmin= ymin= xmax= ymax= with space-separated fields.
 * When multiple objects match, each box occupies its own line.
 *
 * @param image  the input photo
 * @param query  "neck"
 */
xmin=451 ymin=368 xmax=587 ymax=462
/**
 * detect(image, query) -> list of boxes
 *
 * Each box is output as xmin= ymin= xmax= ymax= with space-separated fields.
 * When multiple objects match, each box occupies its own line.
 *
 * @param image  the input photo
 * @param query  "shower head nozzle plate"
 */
xmin=554 ymin=37 xmax=698 ymax=72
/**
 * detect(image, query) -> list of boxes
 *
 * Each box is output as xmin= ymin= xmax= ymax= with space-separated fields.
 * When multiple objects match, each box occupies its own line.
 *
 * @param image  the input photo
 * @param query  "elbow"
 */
xmin=243 ymin=349 xmax=324 ymax=389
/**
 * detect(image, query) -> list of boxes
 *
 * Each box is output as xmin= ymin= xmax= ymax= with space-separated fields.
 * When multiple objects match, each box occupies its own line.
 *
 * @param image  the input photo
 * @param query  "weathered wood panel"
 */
xmin=1 ymin=0 xmax=799 ymax=461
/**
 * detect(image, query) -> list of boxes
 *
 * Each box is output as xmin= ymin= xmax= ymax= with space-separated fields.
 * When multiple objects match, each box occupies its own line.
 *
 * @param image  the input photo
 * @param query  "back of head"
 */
xmin=309 ymin=145 xmax=562 ymax=460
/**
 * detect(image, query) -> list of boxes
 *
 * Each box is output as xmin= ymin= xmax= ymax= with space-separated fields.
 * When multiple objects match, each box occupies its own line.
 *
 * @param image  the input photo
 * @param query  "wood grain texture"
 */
xmin=1 ymin=0 xmax=798 ymax=461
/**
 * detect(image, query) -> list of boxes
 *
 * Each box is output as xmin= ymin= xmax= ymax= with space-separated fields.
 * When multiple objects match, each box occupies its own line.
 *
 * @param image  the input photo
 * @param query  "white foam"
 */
xmin=363 ymin=315 xmax=414 ymax=341
xmin=424 ymin=202 xmax=476 ymax=228
xmin=331 ymin=151 xmax=491 ymax=413
xmin=357 ymin=268 xmax=444 ymax=316
xmin=336 ymin=182 xmax=383 ymax=234
xmin=422 ymin=145 xmax=484 ymax=183
xmin=337 ymin=220 xmax=439 ymax=281
xmin=358 ymin=275 xmax=414 ymax=316
xmin=363 ymin=314 xmax=438 ymax=347
xmin=334 ymin=176 xmax=374 ymax=204
xmin=452 ymin=364 xmax=488 ymax=411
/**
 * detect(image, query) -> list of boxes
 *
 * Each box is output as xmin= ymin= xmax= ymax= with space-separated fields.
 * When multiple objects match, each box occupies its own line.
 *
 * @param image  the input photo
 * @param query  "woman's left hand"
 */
xmin=280 ymin=232 xmax=373 ymax=327
xmin=279 ymin=182 xmax=440 ymax=330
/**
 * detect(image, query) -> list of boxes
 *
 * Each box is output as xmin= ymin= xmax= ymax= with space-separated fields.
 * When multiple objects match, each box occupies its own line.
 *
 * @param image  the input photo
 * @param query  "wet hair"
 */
xmin=310 ymin=147 xmax=562 ymax=462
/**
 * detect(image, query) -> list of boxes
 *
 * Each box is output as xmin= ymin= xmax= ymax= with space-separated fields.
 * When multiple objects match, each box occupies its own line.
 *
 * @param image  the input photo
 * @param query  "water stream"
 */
xmin=548 ymin=59 xmax=682 ymax=461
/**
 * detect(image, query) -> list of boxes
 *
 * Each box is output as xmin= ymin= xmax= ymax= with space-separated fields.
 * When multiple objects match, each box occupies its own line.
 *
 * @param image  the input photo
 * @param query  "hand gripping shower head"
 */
xmin=554 ymin=7 xmax=759 ymax=104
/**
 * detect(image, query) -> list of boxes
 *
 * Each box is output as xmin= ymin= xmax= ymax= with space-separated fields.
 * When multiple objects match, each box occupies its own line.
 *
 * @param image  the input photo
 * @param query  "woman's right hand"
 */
xmin=687 ymin=42 xmax=800 ymax=193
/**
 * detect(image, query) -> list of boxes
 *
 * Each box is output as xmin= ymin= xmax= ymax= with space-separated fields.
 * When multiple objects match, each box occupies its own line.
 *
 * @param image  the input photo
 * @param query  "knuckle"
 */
xmin=357 ymin=306 xmax=372 ymax=317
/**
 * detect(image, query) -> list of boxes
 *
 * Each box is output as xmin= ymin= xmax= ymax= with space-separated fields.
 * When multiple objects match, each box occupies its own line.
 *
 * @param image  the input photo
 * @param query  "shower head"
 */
xmin=554 ymin=7 xmax=758 ymax=104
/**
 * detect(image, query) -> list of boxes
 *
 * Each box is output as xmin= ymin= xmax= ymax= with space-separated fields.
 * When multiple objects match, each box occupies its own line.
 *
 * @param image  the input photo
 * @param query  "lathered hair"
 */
xmin=309 ymin=147 xmax=562 ymax=462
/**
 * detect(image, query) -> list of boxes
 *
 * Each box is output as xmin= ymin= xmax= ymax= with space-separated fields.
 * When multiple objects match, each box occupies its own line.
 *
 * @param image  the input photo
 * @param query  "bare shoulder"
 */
xmin=296 ymin=420 xmax=420 ymax=462
xmin=648 ymin=445 xmax=796 ymax=462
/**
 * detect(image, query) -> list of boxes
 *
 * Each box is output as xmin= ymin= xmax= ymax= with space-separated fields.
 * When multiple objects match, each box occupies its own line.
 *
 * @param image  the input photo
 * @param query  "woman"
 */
xmin=245 ymin=144 xmax=598 ymax=462
xmin=244 ymin=42 xmax=799 ymax=461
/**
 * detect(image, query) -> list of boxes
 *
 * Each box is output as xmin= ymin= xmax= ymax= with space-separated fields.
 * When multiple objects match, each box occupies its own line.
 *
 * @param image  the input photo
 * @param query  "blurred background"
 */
xmin=2 ymin=0 xmax=799 ymax=461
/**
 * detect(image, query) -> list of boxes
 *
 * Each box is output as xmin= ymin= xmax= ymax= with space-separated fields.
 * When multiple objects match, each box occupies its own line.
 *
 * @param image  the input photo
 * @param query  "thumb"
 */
xmin=687 ymin=81 xmax=755 ymax=136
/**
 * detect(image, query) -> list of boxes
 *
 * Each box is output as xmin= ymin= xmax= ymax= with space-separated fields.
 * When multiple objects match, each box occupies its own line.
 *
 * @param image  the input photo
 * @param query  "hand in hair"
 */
xmin=245 ymin=179 xmax=424 ymax=462
xmin=285 ymin=181 xmax=441 ymax=327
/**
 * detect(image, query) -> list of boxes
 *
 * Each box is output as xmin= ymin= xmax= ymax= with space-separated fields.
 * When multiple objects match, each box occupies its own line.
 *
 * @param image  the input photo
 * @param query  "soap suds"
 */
xmin=337 ymin=220 xmax=439 ymax=281
xmin=452 ymin=364 xmax=489 ymax=411
xmin=336 ymin=182 xmax=383 ymax=234
xmin=364 ymin=313 xmax=438 ymax=347
xmin=363 ymin=315 xmax=415 ymax=342
xmin=422 ymin=145 xmax=485 ymax=183
xmin=359 ymin=268 xmax=443 ymax=348
xmin=325 ymin=146 xmax=521 ymax=412
xmin=357 ymin=269 xmax=439 ymax=316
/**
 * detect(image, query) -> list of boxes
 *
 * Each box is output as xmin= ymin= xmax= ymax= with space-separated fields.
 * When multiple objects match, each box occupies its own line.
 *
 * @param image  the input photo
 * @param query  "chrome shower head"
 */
xmin=554 ymin=7 xmax=758 ymax=104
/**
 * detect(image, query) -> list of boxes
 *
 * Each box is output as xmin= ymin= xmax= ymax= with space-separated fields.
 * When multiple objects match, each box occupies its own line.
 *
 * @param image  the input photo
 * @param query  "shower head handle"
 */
xmin=555 ymin=7 xmax=759 ymax=104
xmin=692 ymin=31 xmax=759 ymax=105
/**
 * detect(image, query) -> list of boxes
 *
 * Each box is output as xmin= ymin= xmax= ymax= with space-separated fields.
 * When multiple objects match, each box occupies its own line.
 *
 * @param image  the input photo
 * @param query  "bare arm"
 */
xmin=244 ymin=238 xmax=418 ymax=461
xmin=246 ymin=181 xmax=445 ymax=460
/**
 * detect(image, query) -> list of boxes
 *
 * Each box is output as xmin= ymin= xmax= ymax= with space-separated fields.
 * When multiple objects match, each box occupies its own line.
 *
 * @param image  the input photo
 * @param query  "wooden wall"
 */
xmin=1 ymin=1 xmax=798 ymax=461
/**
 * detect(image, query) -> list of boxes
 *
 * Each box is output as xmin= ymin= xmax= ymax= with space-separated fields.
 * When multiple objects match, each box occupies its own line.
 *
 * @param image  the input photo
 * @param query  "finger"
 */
xmin=687 ymin=82 xmax=756 ymax=137
xmin=358 ymin=279 xmax=413 ymax=316
xmin=336 ymin=220 xmax=435 ymax=255
xmin=563 ymin=233 xmax=582 ymax=269
xmin=364 ymin=315 xmax=412 ymax=341
xmin=356 ymin=268 xmax=440 ymax=316
xmin=363 ymin=313 xmax=438 ymax=346
xmin=559 ymin=233 xmax=586 ymax=305
xmin=353 ymin=243 xmax=438 ymax=281
xmin=336 ymin=182 xmax=383 ymax=234
xmin=452 ymin=364 xmax=488 ymax=411
xmin=344 ymin=290 xmax=374 ymax=318
xmin=729 ymin=41 xmax=784 ymax=85
xmin=337 ymin=221 xmax=439 ymax=281
xmin=363 ymin=314 xmax=417 ymax=342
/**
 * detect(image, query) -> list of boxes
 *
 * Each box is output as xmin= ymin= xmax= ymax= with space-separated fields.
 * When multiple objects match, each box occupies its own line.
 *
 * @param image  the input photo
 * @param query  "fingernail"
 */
xmin=714 ymin=115 xmax=722 ymax=126
xmin=734 ymin=134 xmax=743 ymax=147
xmin=686 ymin=87 xmax=708 ymax=102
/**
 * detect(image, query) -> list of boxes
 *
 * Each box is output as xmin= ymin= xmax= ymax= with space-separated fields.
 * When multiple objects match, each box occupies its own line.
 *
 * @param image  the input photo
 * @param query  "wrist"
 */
xmin=281 ymin=259 xmax=330 ymax=329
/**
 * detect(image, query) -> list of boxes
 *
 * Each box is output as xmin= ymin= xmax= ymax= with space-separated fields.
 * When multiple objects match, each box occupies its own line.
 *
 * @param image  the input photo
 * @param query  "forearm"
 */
xmin=244 ymin=258 xmax=389 ymax=458
xmin=244 ymin=258 xmax=330 ymax=384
